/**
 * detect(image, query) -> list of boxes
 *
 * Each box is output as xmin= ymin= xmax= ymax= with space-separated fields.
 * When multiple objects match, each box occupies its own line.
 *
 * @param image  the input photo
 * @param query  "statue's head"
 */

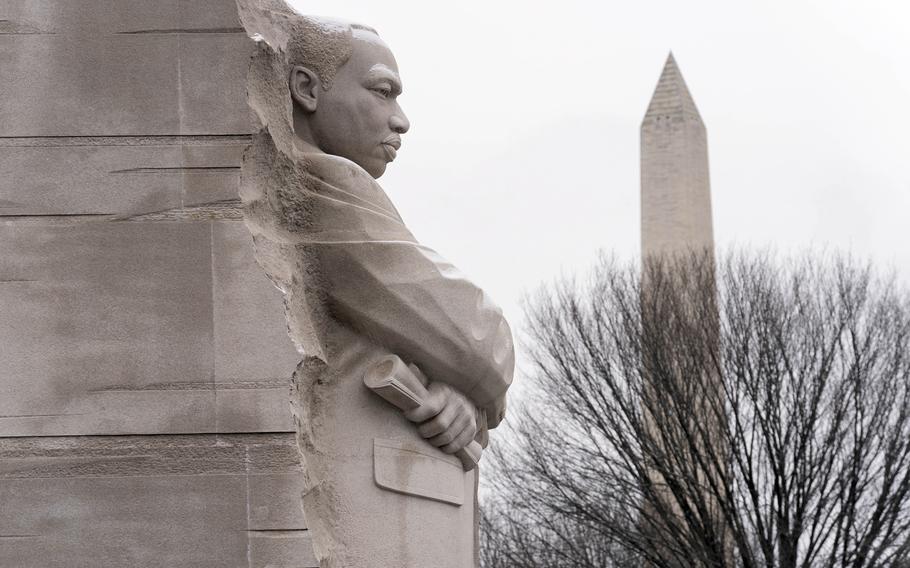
xmin=285 ymin=21 xmax=409 ymax=179
xmin=238 ymin=1 xmax=410 ymax=179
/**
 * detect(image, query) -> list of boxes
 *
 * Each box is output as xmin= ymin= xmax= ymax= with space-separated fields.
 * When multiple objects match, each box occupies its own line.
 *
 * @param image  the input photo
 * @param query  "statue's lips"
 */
xmin=382 ymin=137 xmax=401 ymax=161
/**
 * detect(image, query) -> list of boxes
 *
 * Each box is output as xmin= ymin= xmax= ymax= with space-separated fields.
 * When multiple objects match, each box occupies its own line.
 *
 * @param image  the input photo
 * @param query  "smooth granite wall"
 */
xmin=0 ymin=2 xmax=314 ymax=566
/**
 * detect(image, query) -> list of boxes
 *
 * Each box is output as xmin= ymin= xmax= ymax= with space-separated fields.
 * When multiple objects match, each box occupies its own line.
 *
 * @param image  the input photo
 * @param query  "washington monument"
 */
xmin=641 ymin=53 xmax=715 ymax=257
xmin=640 ymin=53 xmax=729 ymax=565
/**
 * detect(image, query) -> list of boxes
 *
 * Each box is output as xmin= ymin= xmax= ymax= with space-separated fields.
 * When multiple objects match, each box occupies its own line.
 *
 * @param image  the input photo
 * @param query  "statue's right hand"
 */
xmin=403 ymin=382 xmax=479 ymax=455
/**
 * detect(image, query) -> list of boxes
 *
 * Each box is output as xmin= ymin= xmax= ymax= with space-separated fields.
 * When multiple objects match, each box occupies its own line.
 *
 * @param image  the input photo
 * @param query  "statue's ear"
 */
xmin=289 ymin=65 xmax=320 ymax=112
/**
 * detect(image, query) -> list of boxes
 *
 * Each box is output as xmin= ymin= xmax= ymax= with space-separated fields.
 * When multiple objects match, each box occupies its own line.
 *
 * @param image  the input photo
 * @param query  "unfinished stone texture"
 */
xmin=0 ymin=1 xmax=310 ymax=566
xmin=641 ymin=53 xmax=715 ymax=257
xmin=236 ymin=1 xmax=514 ymax=566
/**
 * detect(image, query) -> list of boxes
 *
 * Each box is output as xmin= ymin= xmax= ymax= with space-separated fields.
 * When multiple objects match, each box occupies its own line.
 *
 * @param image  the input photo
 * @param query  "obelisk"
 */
xmin=639 ymin=54 xmax=729 ymax=566
xmin=641 ymin=53 xmax=714 ymax=257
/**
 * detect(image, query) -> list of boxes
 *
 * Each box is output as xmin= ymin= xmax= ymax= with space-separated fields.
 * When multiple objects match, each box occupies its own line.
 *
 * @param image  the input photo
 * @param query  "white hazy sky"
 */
xmin=288 ymin=0 xmax=910 ymax=366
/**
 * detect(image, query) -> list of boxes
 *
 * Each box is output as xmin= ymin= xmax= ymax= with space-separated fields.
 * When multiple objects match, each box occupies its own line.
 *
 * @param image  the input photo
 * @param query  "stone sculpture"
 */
xmin=235 ymin=1 xmax=514 ymax=566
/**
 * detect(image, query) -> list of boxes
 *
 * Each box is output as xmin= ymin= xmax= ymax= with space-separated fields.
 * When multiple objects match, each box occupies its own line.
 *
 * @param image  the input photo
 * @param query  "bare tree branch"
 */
xmin=481 ymin=251 xmax=910 ymax=568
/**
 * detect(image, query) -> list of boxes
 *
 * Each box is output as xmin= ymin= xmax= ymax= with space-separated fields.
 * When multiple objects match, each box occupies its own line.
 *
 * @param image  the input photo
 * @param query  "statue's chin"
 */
xmin=362 ymin=161 xmax=387 ymax=179
xmin=327 ymin=151 xmax=387 ymax=179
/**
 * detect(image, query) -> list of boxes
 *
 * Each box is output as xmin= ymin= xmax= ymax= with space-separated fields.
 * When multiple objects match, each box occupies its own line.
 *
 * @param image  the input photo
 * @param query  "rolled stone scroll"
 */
xmin=364 ymin=355 xmax=483 ymax=471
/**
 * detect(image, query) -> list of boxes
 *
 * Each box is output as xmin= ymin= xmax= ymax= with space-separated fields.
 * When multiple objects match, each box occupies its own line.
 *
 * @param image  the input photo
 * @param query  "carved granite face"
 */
xmin=292 ymin=30 xmax=410 ymax=179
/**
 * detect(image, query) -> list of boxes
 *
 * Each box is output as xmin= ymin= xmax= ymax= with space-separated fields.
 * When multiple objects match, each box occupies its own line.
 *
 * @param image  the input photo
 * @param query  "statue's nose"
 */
xmin=390 ymin=107 xmax=410 ymax=134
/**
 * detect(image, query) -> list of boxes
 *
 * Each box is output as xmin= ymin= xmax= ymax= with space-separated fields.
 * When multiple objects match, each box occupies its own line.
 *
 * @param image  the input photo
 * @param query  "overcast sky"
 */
xmin=288 ymin=0 xmax=910 ymax=373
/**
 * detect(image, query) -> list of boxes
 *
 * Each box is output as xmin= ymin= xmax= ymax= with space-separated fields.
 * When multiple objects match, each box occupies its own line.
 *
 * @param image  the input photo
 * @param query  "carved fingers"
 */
xmin=404 ymin=382 xmax=478 ymax=455
xmin=439 ymin=421 xmax=478 ymax=455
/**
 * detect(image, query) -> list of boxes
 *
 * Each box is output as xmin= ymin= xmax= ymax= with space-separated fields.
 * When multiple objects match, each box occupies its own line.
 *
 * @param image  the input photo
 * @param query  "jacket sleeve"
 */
xmin=314 ymin=240 xmax=514 ymax=427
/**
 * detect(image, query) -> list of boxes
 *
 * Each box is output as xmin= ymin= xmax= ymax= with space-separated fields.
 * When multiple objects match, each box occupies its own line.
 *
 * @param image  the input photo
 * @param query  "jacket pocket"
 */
xmin=373 ymin=438 xmax=465 ymax=506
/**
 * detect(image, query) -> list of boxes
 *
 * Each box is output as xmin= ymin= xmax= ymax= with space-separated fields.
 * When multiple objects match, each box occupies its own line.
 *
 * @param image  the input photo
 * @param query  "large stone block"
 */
xmin=0 ymin=221 xmax=215 ymax=436
xmin=1 ymin=0 xmax=242 ymax=36
xmin=0 ymin=476 xmax=248 ymax=567
xmin=0 ymin=0 xmax=253 ymax=138
xmin=0 ymin=35 xmax=251 ymax=137
xmin=0 ymin=434 xmax=311 ymax=568
xmin=0 ymin=137 xmax=248 ymax=216
xmin=249 ymin=532 xmax=319 ymax=568
xmin=0 ymin=220 xmax=297 ymax=436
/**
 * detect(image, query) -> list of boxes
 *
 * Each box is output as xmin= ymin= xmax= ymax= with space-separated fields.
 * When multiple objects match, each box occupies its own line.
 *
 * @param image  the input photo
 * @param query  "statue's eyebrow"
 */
xmin=366 ymin=64 xmax=402 ymax=94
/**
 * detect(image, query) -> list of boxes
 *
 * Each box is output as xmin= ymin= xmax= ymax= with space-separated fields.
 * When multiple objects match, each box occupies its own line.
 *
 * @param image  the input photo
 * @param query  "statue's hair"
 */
xmin=238 ymin=1 xmax=381 ymax=160
xmin=284 ymin=17 xmax=380 ymax=90
xmin=237 ymin=1 xmax=380 ymax=89
xmin=284 ymin=17 xmax=349 ymax=90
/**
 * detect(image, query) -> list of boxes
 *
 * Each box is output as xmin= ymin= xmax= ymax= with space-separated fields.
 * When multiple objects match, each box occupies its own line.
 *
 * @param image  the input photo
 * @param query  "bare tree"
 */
xmin=481 ymin=251 xmax=910 ymax=568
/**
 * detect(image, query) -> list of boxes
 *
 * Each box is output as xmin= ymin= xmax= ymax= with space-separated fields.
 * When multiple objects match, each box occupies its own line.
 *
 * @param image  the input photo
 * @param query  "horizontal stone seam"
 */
xmin=0 ymin=134 xmax=251 ymax=147
xmin=109 ymin=166 xmax=240 ymax=174
xmin=115 ymin=28 xmax=245 ymax=35
xmin=0 ymin=472 xmax=299 ymax=480
xmin=90 ymin=380 xmax=290 ymax=392
xmin=246 ymin=529 xmax=309 ymax=536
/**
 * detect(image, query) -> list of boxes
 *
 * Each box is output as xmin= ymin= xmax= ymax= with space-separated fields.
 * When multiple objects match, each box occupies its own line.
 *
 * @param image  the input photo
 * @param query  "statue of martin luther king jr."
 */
xmin=236 ymin=2 xmax=514 ymax=566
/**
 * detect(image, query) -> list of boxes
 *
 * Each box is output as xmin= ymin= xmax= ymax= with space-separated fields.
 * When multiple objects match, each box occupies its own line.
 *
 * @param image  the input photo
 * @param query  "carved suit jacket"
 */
xmin=241 ymin=132 xmax=513 ymax=427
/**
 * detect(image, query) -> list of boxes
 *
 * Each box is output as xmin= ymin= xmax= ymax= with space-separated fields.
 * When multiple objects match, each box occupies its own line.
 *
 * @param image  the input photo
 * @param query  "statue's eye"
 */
xmin=372 ymin=84 xmax=393 ymax=99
